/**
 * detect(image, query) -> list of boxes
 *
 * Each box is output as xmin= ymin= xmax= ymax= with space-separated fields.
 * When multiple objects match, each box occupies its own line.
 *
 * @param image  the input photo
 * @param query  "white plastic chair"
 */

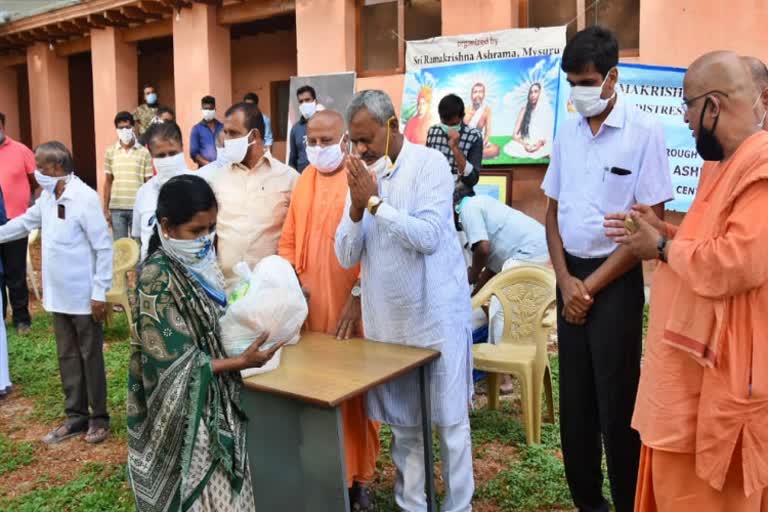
xmin=26 ymin=229 xmax=41 ymax=301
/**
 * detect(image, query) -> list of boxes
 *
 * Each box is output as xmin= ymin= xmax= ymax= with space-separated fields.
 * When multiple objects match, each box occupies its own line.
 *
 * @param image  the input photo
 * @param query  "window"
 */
xmin=527 ymin=0 xmax=640 ymax=54
xmin=270 ymin=80 xmax=290 ymax=142
xmin=357 ymin=0 xmax=441 ymax=77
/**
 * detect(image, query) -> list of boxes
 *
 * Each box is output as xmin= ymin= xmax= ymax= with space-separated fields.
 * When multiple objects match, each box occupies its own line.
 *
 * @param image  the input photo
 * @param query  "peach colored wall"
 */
xmin=91 ymin=27 xmax=138 ymax=195
xmin=441 ymin=0 xmax=520 ymax=36
xmin=231 ymin=29 xmax=297 ymax=162
xmin=26 ymin=42 xmax=72 ymax=149
xmin=173 ymin=3 xmax=232 ymax=168
xmin=296 ymin=0 xmax=356 ymax=75
xmin=356 ymin=74 xmax=405 ymax=116
xmin=639 ymin=0 xmax=768 ymax=68
xmin=0 ymin=67 xmax=21 ymax=140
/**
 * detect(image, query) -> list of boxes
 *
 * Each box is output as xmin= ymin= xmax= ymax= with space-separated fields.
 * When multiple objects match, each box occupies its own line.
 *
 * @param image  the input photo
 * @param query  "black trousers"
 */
xmin=557 ymin=253 xmax=644 ymax=512
xmin=53 ymin=313 xmax=109 ymax=429
xmin=0 ymin=237 xmax=31 ymax=327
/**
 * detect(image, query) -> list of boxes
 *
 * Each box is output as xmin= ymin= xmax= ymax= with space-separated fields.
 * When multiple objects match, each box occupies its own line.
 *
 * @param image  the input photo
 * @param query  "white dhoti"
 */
xmin=0 ymin=317 xmax=11 ymax=392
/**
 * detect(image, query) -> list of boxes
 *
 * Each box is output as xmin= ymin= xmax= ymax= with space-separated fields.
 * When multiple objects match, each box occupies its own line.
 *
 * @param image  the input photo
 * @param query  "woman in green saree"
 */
xmin=127 ymin=174 xmax=283 ymax=511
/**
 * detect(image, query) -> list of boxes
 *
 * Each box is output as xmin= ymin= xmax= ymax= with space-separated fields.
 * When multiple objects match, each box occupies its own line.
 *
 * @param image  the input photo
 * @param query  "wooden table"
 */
xmin=242 ymin=332 xmax=440 ymax=512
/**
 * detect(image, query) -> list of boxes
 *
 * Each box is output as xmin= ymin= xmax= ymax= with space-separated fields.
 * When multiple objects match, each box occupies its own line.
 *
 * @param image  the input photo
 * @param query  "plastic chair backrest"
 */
xmin=471 ymin=265 xmax=556 ymax=354
xmin=111 ymin=238 xmax=140 ymax=293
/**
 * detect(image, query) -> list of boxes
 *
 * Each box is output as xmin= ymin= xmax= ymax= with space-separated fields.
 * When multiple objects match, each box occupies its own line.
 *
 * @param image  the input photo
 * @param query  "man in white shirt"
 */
xmin=132 ymin=122 xmax=190 ymax=261
xmin=336 ymin=90 xmax=474 ymax=512
xmin=0 ymin=141 xmax=113 ymax=445
xmin=542 ymin=27 xmax=673 ymax=512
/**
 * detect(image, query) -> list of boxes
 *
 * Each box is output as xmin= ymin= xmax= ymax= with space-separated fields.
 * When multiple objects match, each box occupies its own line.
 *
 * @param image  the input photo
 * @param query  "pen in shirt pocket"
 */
xmin=603 ymin=166 xmax=633 ymax=181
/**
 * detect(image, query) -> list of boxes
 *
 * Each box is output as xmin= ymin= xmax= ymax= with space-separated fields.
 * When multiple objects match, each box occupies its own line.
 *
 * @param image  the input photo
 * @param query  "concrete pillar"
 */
xmin=441 ymin=0 xmax=521 ymax=35
xmin=0 ymin=66 xmax=21 ymax=140
xmin=91 ymin=27 xmax=138 ymax=194
xmin=26 ymin=42 xmax=72 ymax=148
xmin=173 ymin=2 xmax=231 ymax=166
xmin=296 ymin=0 xmax=356 ymax=75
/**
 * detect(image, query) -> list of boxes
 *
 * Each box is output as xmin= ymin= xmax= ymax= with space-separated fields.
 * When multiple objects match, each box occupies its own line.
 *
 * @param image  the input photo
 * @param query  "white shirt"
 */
xmin=132 ymin=171 xmax=192 ymax=261
xmin=335 ymin=140 xmax=473 ymax=427
xmin=0 ymin=176 xmax=113 ymax=315
xmin=541 ymin=95 xmax=674 ymax=258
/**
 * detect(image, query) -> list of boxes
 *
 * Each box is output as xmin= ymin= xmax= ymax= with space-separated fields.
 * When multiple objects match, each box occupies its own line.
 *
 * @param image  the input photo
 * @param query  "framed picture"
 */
xmin=475 ymin=171 xmax=511 ymax=205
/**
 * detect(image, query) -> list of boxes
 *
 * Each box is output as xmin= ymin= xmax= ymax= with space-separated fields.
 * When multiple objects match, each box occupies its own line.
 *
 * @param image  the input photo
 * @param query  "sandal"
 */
xmin=85 ymin=426 xmax=109 ymax=444
xmin=350 ymin=482 xmax=376 ymax=512
xmin=42 ymin=422 xmax=87 ymax=445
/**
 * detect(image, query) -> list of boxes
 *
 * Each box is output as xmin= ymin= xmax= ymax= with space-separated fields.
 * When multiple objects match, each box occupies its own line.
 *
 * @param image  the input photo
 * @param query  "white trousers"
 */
xmin=391 ymin=418 xmax=474 ymax=512
xmin=0 ymin=318 xmax=11 ymax=391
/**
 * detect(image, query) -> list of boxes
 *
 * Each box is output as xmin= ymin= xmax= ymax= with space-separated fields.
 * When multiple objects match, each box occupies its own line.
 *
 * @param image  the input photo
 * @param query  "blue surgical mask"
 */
xmin=146 ymin=93 xmax=158 ymax=106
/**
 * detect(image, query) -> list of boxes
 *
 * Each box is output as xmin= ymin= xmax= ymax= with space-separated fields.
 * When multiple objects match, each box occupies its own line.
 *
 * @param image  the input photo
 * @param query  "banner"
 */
xmin=401 ymin=27 xmax=567 ymax=166
xmin=555 ymin=63 xmax=701 ymax=212
xmin=285 ymin=72 xmax=357 ymax=165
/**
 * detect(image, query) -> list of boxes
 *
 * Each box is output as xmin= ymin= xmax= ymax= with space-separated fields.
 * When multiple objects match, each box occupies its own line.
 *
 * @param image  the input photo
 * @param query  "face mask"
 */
xmin=752 ymin=92 xmax=767 ymax=129
xmin=202 ymin=109 xmax=216 ymax=122
xmin=299 ymin=101 xmax=317 ymax=119
xmin=153 ymin=153 xmax=186 ymax=184
xmin=34 ymin=170 xmax=70 ymax=195
xmin=161 ymin=229 xmax=215 ymax=263
xmin=570 ymin=71 xmax=615 ymax=118
xmin=220 ymin=130 xmax=255 ymax=164
xmin=146 ymin=93 xmax=157 ymax=106
xmin=117 ymin=127 xmax=134 ymax=145
xmin=306 ymin=134 xmax=345 ymax=173
xmin=696 ymin=98 xmax=725 ymax=161
xmin=363 ymin=116 xmax=396 ymax=179
xmin=440 ymin=123 xmax=461 ymax=134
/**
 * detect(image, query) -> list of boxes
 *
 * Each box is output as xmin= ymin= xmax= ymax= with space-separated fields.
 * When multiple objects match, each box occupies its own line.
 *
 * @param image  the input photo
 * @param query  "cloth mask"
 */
xmin=202 ymin=109 xmax=216 ymax=122
xmin=441 ymin=123 xmax=461 ymax=134
xmin=696 ymin=98 xmax=725 ymax=161
xmin=153 ymin=153 xmax=186 ymax=184
xmin=306 ymin=135 xmax=345 ymax=173
xmin=570 ymin=71 xmax=615 ymax=118
xmin=220 ymin=129 xmax=255 ymax=164
xmin=117 ymin=128 xmax=134 ymax=145
xmin=34 ymin=170 xmax=70 ymax=195
xmin=159 ymin=226 xmax=226 ymax=304
xmin=146 ymin=93 xmax=157 ymax=105
xmin=299 ymin=101 xmax=317 ymax=119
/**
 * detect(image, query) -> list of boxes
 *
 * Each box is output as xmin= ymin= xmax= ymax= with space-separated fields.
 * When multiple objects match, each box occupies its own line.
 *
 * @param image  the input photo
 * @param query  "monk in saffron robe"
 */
xmin=605 ymin=51 xmax=768 ymax=511
xmin=278 ymin=110 xmax=380 ymax=511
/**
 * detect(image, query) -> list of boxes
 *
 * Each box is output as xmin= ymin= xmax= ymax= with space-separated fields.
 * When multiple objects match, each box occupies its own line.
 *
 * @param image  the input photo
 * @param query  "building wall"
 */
xmin=0 ymin=68 xmax=21 ymax=140
xmin=231 ymin=29 xmax=297 ymax=162
xmin=68 ymin=52 xmax=97 ymax=189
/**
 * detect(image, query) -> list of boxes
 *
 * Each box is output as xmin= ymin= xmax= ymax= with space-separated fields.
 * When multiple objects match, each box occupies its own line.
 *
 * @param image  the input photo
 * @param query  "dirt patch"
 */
xmin=473 ymin=441 xmax=520 ymax=488
xmin=0 ymin=390 xmax=127 ymax=499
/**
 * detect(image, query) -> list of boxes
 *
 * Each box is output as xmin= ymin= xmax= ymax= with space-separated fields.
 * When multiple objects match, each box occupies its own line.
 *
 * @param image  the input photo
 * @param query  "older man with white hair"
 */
xmin=335 ymin=90 xmax=474 ymax=512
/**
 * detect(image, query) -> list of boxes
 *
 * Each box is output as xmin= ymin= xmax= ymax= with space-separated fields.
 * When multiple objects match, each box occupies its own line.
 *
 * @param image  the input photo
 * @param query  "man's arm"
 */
xmin=583 ymin=203 xmax=664 ymax=295
xmin=0 ymin=202 xmax=41 ymax=244
xmin=83 ymin=196 xmax=114 ymax=304
xmin=190 ymin=126 xmax=207 ymax=167
xmin=288 ymin=127 xmax=298 ymax=169
xmin=374 ymin=156 xmax=454 ymax=255
xmin=103 ymin=174 xmax=113 ymax=215
xmin=277 ymin=199 xmax=297 ymax=265
xmin=460 ymin=138 xmax=482 ymax=188
xmin=335 ymin=192 xmax=365 ymax=269
xmin=141 ymin=149 xmax=154 ymax=183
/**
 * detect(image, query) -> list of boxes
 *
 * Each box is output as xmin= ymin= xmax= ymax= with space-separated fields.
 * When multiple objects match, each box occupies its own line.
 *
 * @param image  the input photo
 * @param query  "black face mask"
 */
xmin=696 ymin=98 xmax=725 ymax=161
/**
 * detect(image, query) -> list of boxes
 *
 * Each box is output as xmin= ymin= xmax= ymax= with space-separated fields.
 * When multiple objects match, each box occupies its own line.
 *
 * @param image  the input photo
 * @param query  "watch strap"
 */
xmin=657 ymin=234 xmax=669 ymax=263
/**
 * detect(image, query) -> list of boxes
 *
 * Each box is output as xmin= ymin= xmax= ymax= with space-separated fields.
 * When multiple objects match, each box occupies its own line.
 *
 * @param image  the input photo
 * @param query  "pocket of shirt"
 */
xmin=50 ymin=217 xmax=80 ymax=246
xmin=600 ymin=172 xmax=635 ymax=214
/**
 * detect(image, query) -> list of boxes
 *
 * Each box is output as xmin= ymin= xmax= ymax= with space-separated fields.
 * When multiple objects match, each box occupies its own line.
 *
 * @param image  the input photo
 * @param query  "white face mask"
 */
xmin=306 ymin=134 xmax=345 ymax=173
xmin=153 ymin=153 xmax=186 ymax=184
xmin=570 ymin=71 xmax=615 ymax=118
xmin=220 ymin=130 xmax=255 ymax=164
xmin=202 ymin=109 xmax=216 ymax=122
xmin=366 ymin=155 xmax=393 ymax=180
xmin=34 ymin=170 xmax=70 ymax=195
xmin=299 ymin=101 xmax=317 ymax=119
xmin=161 ymin=228 xmax=215 ymax=263
xmin=117 ymin=127 xmax=134 ymax=145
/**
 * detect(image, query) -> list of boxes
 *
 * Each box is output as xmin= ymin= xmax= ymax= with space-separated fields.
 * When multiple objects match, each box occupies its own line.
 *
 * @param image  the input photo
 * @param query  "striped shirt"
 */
xmin=104 ymin=141 xmax=153 ymax=210
xmin=335 ymin=140 xmax=474 ymax=427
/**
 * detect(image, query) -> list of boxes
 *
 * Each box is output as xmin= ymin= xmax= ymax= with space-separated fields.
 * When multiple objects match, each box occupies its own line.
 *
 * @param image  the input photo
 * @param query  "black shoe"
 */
xmin=15 ymin=324 xmax=31 ymax=336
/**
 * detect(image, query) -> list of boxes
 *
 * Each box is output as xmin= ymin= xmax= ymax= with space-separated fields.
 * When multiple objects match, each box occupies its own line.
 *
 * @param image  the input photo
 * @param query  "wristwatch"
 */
xmin=367 ymin=195 xmax=383 ymax=215
xmin=657 ymin=234 xmax=669 ymax=263
xmin=351 ymin=285 xmax=362 ymax=298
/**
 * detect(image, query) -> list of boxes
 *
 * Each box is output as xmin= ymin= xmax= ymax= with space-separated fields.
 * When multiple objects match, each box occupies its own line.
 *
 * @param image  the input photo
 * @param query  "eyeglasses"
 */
xmin=681 ymin=90 xmax=729 ymax=111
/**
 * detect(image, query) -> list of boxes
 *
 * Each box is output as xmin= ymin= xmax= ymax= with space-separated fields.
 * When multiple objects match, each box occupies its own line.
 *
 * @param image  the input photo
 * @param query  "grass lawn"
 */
xmin=0 ymin=308 xmax=612 ymax=511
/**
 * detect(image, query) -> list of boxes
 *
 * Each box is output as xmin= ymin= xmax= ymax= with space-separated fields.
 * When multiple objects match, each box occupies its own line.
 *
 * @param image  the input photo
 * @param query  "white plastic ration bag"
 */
xmin=219 ymin=255 xmax=308 ymax=377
